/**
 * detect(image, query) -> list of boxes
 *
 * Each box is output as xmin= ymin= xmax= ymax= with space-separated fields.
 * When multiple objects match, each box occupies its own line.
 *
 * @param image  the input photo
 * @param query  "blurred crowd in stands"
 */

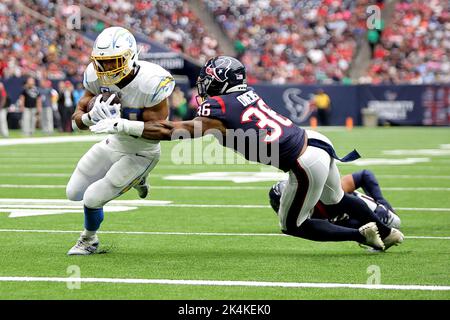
xmin=0 ymin=0 xmax=449 ymax=136
xmin=26 ymin=0 xmax=221 ymax=66
xmin=0 ymin=0 xmax=91 ymax=82
xmin=204 ymin=0 xmax=368 ymax=84
xmin=361 ymin=0 xmax=449 ymax=84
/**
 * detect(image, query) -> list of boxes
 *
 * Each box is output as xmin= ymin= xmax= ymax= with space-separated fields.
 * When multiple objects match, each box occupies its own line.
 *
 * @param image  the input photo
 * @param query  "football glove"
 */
xmin=90 ymin=118 xmax=144 ymax=137
xmin=88 ymin=94 xmax=121 ymax=123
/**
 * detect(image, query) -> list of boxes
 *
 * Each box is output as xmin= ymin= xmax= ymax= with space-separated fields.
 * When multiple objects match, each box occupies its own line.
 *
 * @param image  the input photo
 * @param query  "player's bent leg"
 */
xmin=353 ymin=169 xmax=394 ymax=212
xmin=278 ymin=145 xmax=383 ymax=249
xmin=66 ymin=142 xmax=114 ymax=201
xmin=319 ymin=160 xmax=344 ymax=205
xmin=278 ymin=146 xmax=331 ymax=232
xmin=319 ymin=160 xmax=402 ymax=250
xmin=67 ymin=142 xmax=116 ymax=255
xmin=132 ymin=151 xmax=160 ymax=199
xmin=80 ymin=153 xmax=158 ymax=232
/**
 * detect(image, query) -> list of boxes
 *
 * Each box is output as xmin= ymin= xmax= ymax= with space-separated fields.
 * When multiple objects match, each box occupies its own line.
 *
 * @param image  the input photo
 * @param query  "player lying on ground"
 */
xmin=269 ymin=169 xmax=401 ymax=233
xmin=91 ymin=56 xmax=404 ymax=251
xmin=67 ymin=26 xmax=175 ymax=255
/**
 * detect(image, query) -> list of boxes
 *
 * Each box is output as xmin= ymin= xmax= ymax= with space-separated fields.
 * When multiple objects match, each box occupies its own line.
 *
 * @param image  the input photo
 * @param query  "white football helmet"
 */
xmin=91 ymin=26 xmax=138 ymax=85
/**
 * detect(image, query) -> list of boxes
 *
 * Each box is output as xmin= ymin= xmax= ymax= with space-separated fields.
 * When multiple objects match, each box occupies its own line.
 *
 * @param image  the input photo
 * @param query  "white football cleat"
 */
xmin=376 ymin=204 xmax=401 ymax=229
xmin=134 ymin=177 xmax=149 ymax=199
xmin=67 ymin=234 xmax=99 ymax=255
xmin=382 ymin=228 xmax=404 ymax=251
xmin=388 ymin=212 xmax=401 ymax=229
xmin=359 ymin=222 xmax=385 ymax=251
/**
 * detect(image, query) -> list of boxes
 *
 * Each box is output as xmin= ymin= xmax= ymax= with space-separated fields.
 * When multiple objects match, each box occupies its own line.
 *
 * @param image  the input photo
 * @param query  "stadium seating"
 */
xmin=27 ymin=0 xmax=221 ymax=65
xmin=1 ymin=0 xmax=448 ymax=85
xmin=0 ymin=0 xmax=91 ymax=81
xmin=202 ymin=0 xmax=369 ymax=84
xmin=363 ymin=0 xmax=449 ymax=84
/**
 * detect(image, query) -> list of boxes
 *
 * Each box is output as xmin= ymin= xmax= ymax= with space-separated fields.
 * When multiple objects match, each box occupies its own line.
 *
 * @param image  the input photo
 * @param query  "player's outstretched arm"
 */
xmin=89 ymin=95 xmax=226 ymax=140
xmin=72 ymin=90 xmax=96 ymax=130
xmin=140 ymin=117 xmax=226 ymax=141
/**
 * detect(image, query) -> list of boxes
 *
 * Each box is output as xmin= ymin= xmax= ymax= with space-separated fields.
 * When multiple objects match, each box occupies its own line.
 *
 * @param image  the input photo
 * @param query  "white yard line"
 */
xmin=1 ymin=184 xmax=450 ymax=192
xmin=382 ymin=187 xmax=450 ymax=191
xmin=396 ymin=207 xmax=450 ymax=212
xmin=0 ymin=197 xmax=449 ymax=211
xmin=377 ymin=175 xmax=450 ymax=179
xmin=0 ymin=184 xmax=66 ymax=189
xmin=0 ymin=276 xmax=448 ymax=291
xmin=0 ymin=229 xmax=448 ymax=240
xmin=0 ymin=173 xmax=71 ymax=177
xmin=0 ymin=135 xmax=103 ymax=146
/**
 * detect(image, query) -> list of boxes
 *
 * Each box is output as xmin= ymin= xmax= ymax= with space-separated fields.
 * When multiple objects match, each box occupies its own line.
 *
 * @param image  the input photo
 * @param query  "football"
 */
xmin=86 ymin=92 xmax=121 ymax=112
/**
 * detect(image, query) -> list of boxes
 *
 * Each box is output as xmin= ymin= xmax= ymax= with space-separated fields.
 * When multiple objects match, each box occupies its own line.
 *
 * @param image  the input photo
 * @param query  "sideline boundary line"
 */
xmin=0 ymin=229 xmax=448 ymax=240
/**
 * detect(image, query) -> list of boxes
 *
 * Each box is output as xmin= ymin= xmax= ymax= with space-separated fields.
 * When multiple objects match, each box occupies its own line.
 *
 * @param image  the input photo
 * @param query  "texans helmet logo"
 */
xmin=205 ymin=57 xmax=232 ymax=82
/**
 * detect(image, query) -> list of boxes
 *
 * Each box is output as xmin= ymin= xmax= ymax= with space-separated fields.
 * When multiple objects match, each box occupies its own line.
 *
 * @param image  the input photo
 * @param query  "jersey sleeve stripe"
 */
xmin=211 ymin=96 xmax=226 ymax=114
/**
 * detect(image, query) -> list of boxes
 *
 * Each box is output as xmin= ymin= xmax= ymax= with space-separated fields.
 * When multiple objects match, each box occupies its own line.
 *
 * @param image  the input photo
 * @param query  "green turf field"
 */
xmin=0 ymin=127 xmax=449 ymax=300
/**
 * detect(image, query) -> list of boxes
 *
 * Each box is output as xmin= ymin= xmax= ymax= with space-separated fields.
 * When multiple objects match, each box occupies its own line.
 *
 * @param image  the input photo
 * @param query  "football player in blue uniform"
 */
xmin=92 ymin=56 xmax=404 ymax=251
xmin=269 ymin=169 xmax=401 ymax=230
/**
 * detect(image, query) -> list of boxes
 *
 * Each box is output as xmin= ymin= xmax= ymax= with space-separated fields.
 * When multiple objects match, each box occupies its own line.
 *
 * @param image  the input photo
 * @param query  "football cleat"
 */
xmin=374 ymin=204 xmax=401 ymax=229
xmin=382 ymin=228 xmax=404 ymax=251
xmin=359 ymin=222 xmax=385 ymax=251
xmin=67 ymin=234 xmax=99 ymax=255
xmin=269 ymin=181 xmax=287 ymax=214
xmin=134 ymin=177 xmax=149 ymax=199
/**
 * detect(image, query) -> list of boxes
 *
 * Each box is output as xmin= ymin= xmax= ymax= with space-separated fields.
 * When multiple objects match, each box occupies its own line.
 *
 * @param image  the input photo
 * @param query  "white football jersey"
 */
xmin=83 ymin=60 xmax=175 ymax=153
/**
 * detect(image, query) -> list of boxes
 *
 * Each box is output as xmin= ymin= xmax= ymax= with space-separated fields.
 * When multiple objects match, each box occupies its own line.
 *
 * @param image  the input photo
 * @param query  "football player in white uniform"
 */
xmin=67 ymin=26 xmax=175 ymax=255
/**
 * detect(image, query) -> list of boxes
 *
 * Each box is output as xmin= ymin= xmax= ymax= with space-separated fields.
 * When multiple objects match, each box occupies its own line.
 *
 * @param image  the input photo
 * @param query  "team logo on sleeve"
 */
xmin=151 ymin=76 xmax=175 ymax=102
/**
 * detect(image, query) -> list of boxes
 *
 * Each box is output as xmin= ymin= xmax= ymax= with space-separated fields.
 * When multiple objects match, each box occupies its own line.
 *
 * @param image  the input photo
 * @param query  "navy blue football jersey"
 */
xmin=197 ymin=88 xmax=305 ymax=171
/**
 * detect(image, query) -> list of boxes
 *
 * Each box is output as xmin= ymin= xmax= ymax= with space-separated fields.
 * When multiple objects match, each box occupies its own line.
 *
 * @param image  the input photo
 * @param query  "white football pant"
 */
xmin=278 ymin=130 xmax=344 ymax=231
xmin=66 ymin=139 xmax=160 ymax=208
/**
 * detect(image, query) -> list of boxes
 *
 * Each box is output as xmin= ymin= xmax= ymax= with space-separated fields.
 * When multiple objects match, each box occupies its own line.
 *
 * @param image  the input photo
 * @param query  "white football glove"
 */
xmin=90 ymin=118 xmax=144 ymax=137
xmin=88 ymin=94 xmax=121 ymax=123
xmin=90 ymin=118 xmax=124 ymax=134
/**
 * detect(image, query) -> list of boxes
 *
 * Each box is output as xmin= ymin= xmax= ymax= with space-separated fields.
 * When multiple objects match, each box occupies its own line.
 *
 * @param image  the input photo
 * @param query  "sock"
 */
xmin=327 ymin=193 xmax=391 ymax=239
xmin=81 ymin=229 xmax=97 ymax=238
xmin=84 ymin=205 xmax=104 ymax=232
xmin=283 ymin=218 xmax=365 ymax=242
xmin=352 ymin=170 xmax=394 ymax=211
